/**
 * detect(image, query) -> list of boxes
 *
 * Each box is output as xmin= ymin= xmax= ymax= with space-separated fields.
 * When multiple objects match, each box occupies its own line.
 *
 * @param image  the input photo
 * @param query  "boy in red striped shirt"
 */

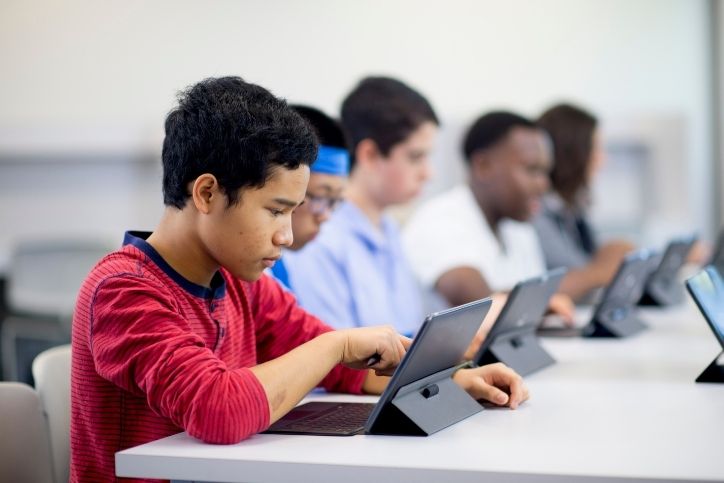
xmin=70 ymin=76 xmax=528 ymax=482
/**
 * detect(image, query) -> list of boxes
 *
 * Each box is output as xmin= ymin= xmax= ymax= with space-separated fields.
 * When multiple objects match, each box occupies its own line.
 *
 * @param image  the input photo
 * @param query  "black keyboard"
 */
xmin=265 ymin=402 xmax=375 ymax=436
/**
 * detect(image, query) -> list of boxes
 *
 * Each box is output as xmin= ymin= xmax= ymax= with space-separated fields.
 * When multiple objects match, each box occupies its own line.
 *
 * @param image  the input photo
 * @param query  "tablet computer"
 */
xmin=540 ymin=250 xmax=654 ymax=338
xmin=473 ymin=268 xmax=566 ymax=375
xmin=639 ymin=234 xmax=696 ymax=306
xmin=265 ymin=298 xmax=492 ymax=436
xmin=685 ymin=266 xmax=724 ymax=383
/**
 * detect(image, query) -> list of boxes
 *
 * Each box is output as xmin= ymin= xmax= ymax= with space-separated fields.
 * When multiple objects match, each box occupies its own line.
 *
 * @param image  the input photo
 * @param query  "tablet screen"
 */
xmin=365 ymin=297 xmax=491 ymax=432
xmin=687 ymin=266 xmax=724 ymax=347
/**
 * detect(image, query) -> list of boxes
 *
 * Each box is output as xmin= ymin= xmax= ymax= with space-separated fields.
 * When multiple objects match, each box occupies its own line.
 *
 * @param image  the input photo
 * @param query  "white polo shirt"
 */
xmin=402 ymin=184 xmax=546 ymax=294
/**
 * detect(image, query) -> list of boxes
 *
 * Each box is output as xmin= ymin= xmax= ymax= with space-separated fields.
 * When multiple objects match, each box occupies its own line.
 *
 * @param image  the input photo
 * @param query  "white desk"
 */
xmin=116 ymin=303 xmax=724 ymax=482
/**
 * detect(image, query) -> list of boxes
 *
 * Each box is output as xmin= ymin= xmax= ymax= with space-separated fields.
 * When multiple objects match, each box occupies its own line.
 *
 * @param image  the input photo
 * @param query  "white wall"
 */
xmin=0 ymin=0 xmax=715 ymax=268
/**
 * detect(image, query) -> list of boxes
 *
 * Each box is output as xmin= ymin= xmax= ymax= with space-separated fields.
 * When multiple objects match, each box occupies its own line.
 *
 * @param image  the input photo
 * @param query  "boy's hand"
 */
xmin=453 ymin=362 xmax=529 ymax=409
xmin=546 ymin=293 xmax=575 ymax=327
xmin=338 ymin=326 xmax=411 ymax=376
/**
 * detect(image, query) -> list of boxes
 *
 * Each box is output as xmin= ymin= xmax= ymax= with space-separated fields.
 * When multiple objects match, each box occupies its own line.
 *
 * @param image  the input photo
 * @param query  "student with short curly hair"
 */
xmin=402 ymin=111 xmax=575 ymax=342
xmin=403 ymin=112 xmax=555 ymax=305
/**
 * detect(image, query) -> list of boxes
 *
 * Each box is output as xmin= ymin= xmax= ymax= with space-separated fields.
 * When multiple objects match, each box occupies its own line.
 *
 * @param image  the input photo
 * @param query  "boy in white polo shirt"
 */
xmin=403 ymin=111 xmax=573 ymax=321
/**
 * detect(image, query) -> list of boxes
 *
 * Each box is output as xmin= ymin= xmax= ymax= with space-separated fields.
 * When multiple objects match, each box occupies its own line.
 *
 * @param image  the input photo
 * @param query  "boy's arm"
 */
xmin=90 ymin=275 xmax=407 ymax=443
xmin=436 ymin=266 xmax=574 ymax=333
xmin=253 ymin=275 xmax=384 ymax=394
xmin=435 ymin=266 xmax=494 ymax=307
xmin=361 ymin=371 xmax=390 ymax=394
xmin=558 ymin=240 xmax=635 ymax=301
xmin=251 ymin=327 xmax=407 ymax=423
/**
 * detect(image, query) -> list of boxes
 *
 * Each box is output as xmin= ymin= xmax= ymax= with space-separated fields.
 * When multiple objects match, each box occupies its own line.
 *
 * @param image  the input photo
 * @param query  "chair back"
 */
xmin=0 ymin=382 xmax=54 ymax=483
xmin=33 ymin=344 xmax=72 ymax=483
xmin=7 ymin=239 xmax=112 ymax=321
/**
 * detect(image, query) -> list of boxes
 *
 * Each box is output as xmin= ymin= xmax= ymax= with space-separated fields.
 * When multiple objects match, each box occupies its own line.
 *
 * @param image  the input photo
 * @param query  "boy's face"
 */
xmin=201 ymin=165 xmax=309 ymax=281
xmin=487 ymin=127 xmax=551 ymax=222
xmin=290 ymin=172 xmax=346 ymax=250
xmin=372 ymin=121 xmax=436 ymax=206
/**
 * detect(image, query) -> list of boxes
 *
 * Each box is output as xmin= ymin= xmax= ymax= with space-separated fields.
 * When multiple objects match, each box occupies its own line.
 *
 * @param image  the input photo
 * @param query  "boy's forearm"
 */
xmin=249 ymin=331 xmax=345 ymax=423
xmin=558 ymin=268 xmax=601 ymax=301
xmin=361 ymin=371 xmax=390 ymax=395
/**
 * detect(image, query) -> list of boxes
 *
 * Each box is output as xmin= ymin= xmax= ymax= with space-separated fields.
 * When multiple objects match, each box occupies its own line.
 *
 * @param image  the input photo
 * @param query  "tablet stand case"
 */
xmin=477 ymin=330 xmax=555 ymax=376
xmin=696 ymin=352 xmax=724 ymax=383
xmin=584 ymin=308 xmax=648 ymax=338
xmin=366 ymin=366 xmax=482 ymax=436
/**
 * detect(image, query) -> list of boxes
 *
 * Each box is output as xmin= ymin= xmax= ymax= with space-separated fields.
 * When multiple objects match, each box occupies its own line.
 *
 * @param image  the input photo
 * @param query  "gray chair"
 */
xmin=0 ymin=382 xmax=54 ymax=483
xmin=33 ymin=344 xmax=71 ymax=483
xmin=1 ymin=238 xmax=112 ymax=381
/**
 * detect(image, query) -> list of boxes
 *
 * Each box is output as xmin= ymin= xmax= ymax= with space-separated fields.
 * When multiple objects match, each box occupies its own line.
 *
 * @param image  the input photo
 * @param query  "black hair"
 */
xmin=290 ymin=105 xmax=346 ymax=148
xmin=161 ymin=76 xmax=318 ymax=208
xmin=340 ymin=76 xmax=438 ymax=169
xmin=462 ymin=111 xmax=537 ymax=163
xmin=537 ymin=103 xmax=598 ymax=204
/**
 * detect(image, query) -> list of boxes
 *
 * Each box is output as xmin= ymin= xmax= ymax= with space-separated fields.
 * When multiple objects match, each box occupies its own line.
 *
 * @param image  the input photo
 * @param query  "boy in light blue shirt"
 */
xmin=284 ymin=77 xmax=438 ymax=336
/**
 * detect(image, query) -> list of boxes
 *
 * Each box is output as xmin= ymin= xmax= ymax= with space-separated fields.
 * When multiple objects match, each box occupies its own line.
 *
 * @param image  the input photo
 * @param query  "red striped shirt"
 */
xmin=70 ymin=232 xmax=366 ymax=482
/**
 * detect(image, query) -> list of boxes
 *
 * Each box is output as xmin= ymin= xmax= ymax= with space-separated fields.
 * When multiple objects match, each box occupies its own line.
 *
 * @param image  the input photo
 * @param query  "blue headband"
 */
xmin=311 ymin=145 xmax=350 ymax=176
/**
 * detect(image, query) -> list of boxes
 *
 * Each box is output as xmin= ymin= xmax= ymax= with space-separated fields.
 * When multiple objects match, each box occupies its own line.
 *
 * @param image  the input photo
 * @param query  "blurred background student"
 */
xmin=402 ymin=111 xmax=573 ymax=327
xmin=284 ymin=77 xmax=437 ymax=336
xmin=533 ymin=104 xmax=708 ymax=301
xmin=533 ymin=104 xmax=637 ymax=302
xmin=534 ymin=103 xmax=711 ymax=303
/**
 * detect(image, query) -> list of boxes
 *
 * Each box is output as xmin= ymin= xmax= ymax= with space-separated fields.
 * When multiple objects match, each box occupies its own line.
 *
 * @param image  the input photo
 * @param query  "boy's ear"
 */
xmin=190 ymin=174 xmax=222 ymax=214
xmin=470 ymin=151 xmax=495 ymax=181
xmin=354 ymin=138 xmax=383 ymax=168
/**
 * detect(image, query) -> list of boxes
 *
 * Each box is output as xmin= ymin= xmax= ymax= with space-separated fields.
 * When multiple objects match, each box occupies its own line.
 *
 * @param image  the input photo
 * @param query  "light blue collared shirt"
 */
xmin=283 ymin=201 xmax=423 ymax=336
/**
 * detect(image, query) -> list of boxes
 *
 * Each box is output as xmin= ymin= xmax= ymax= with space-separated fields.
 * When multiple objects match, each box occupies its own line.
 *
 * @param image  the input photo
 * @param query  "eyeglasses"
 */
xmin=304 ymin=194 xmax=343 ymax=215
